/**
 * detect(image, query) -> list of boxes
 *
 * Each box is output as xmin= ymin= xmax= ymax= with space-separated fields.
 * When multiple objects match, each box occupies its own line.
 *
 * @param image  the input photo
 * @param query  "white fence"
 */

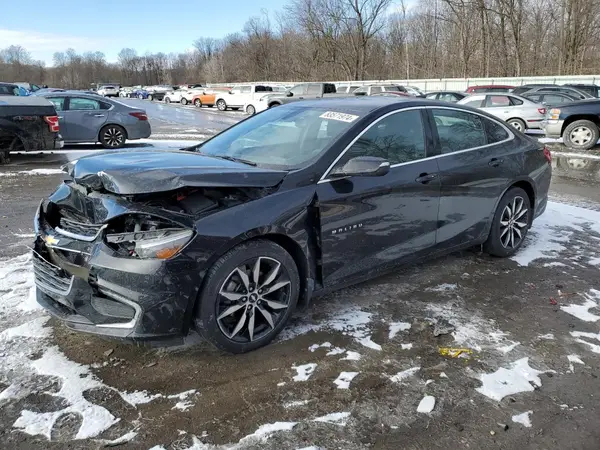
xmin=208 ymin=74 xmax=600 ymax=91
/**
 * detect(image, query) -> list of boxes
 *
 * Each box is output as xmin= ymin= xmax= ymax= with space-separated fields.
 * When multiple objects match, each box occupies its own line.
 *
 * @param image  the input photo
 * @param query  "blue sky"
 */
xmin=0 ymin=0 xmax=291 ymax=66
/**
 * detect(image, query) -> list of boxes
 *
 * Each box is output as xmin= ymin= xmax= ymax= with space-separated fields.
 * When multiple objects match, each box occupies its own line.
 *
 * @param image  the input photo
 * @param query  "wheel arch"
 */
xmin=268 ymin=101 xmax=282 ymax=108
xmin=560 ymin=115 xmax=600 ymax=136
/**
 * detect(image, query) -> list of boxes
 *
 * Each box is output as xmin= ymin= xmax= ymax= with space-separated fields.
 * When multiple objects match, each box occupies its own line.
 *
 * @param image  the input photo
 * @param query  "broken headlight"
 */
xmin=105 ymin=215 xmax=193 ymax=260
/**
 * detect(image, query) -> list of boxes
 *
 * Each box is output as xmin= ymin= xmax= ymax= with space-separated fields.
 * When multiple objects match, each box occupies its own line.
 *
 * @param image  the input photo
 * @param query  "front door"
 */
xmin=63 ymin=97 xmax=109 ymax=142
xmin=316 ymin=108 xmax=441 ymax=285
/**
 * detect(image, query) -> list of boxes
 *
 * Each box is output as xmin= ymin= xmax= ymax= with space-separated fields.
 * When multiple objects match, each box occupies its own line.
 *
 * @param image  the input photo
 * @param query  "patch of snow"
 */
xmin=512 ymin=202 xmax=600 ymax=266
xmin=0 ymin=253 xmax=40 ymax=313
xmin=538 ymin=333 xmax=555 ymax=340
xmin=417 ymin=395 xmax=436 ymax=413
xmin=325 ymin=347 xmax=345 ymax=356
xmin=312 ymin=412 xmax=351 ymax=426
xmin=101 ymin=430 xmax=138 ymax=446
xmin=356 ymin=335 xmax=382 ymax=350
xmin=173 ymin=401 xmax=194 ymax=411
xmin=567 ymin=354 xmax=585 ymax=372
xmin=292 ymin=363 xmax=317 ymax=382
xmin=277 ymin=382 xmax=286 ymax=387
xmin=389 ymin=367 xmax=420 ymax=383
xmin=426 ymin=283 xmax=457 ymax=292
xmin=401 ymin=343 xmax=414 ymax=350
xmin=425 ymin=379 xmax=434 ymax=385
xmin=284 ymin=400 xmax=310 ymax=408
xmin=120 ymin=390 xmax=163 ymax=406
xmin=543 ymin=262 xmax=567 ymax=268
xmin=588 ymin=257 xmax=600 ymax=266
xmin=340 ymin=351 xmax=361 ymax=361
xmin=238 ymin=421 xmax=297 ymax=445
xmin=326 ymin=308 xmax=381 ymax=351
xmin=0 ymin=316 xmax=50 ymax=340
xmin=333 ymin=371 xmax=359 ymax=389
xmin=499 ymin=342 xmax=520 ymax=354
xmin=475 ymin=357 xmax=547 ymax=402
xmin=561 ymin=290 xmax=600 ymax=322
xmin=440 ymin=372 xmax=448 ymax=379
xmin=13 ymin=233 xmax=35 ymax=238
xmin=571 ymin=330 xmax=600 ymax=354
xmin=512 ymin=411 xmax=533 ymax=428
xmin=309 ymin=342 xmax=332 ymax=352
xmin=388 ymin=321 xmax=411 ymax=339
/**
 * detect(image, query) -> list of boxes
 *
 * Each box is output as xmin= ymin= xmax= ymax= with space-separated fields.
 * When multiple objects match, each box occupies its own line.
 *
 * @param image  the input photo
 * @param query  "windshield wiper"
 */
xmin=209 ymin=155 xmax=258 ymax=166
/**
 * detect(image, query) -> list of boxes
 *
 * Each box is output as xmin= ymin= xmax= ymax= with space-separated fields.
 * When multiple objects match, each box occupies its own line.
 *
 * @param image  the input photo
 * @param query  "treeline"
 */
xmin=1 ymin=0 xmax=599 ymax=89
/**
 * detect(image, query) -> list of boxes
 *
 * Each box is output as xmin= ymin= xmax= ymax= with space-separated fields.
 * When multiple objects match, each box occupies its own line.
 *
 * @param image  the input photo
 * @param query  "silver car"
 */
xmin=457 ymin=93 xmax=546 ymax=132
xmin=39 ymin=93 xmax=151 ymax=149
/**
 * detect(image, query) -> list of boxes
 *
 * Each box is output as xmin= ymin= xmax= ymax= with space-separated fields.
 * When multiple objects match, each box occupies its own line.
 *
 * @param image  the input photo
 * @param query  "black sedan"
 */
xmin=33 ymin=97 xmax=552 ymax=353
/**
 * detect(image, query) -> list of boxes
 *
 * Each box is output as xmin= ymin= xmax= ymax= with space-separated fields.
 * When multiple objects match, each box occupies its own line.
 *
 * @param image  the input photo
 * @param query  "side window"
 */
xmin=426 ymin=93 xmax=438 ymax=99
xmin=353 ymin=86 xmax=367 ymax=95
xmin=99 ymin=101 xmax=111 ymax=110
xmin=371 ymin=86 xmax=384 ymax=94
xmin=487 ymin=95 xmax=511 ymax=107
xmin=289 ymin=84 xmax=306 ymax=96
xmin=48 ymin=97 xmax=65 ymax=111
xmin=482 ymin=117 xmax=510 ymax=143
xmin=463 ymin=98 xmax=484 ymax=108
xmin=525 ymin=94 xmax=541 ymax=102
xmin=240 ymin=86 xmax=252 ymax=94
xmin=509 ymin=97 xmax=523 ymax=106
xmin=306 ymin=84 xmax=321 ymax=95
xmin=69 ymin=97 xmax=101 ymax=110
xmin=334 ymin=110 xmax=426 ymax=166
xmin=432 ymin=109 xmax=486 ymax=153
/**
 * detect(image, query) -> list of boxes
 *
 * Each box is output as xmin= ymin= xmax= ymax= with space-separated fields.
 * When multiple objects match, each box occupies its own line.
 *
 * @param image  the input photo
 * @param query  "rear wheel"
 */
xmin=507 ymin=118 xmax=526 ymax=132
xmin=99 ymin=125 xmax=126 ymax=149
xmin=165 ymin=97 xmax=171 ymax=104
xmin=246 ymin=104 xmax=256 ymax=115
xmin=137 ymin=94 xmax=144 ymax=100
xmin=148 ymin=94 xmax=154 ymax=101
xmin=563 ymin=120 xmax=599 ymax=150
xmin=484 ymin=187 xmax=531 ymax=257
xmin=181 ymin=98 xmax=188 ymax=106
xmin=195 ymin=239 xmax=299 ymax=354
xmin=216 ymin=99 xmax=227 ymax=111
xmin=194 ymin=99 xmax=202 ymax=108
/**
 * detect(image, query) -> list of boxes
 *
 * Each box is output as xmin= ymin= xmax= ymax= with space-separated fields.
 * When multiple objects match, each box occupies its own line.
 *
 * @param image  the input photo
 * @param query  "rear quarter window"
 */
xmin=483 ymin=117 xmax=510 ymax=143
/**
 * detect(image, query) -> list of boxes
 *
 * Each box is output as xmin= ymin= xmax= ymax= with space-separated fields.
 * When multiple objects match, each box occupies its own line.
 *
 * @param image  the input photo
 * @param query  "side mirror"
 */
xmin=286 ymin=91 xmax=293 ymax=97
xmin=330 ymin=156 xmax=390 ymax=178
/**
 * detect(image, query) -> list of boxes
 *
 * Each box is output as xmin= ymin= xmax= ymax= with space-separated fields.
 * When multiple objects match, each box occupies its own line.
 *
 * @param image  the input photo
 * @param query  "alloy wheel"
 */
xmin=508 ymin=120 xmax=524 ymax=132
xmin=499 ymin=196 xmax=528 ymax=249
xmin=217 ymin=256 xmax=291 ymax=343
xmin=194 ymin=99 xmax=202 ymax=107
xmin=247 ymin=105 xmax=256 ymax=115
xmin=103 ymin=127 xmax=124 ymax=147
xmin=569 ymin=126 xmax=593 ymax=146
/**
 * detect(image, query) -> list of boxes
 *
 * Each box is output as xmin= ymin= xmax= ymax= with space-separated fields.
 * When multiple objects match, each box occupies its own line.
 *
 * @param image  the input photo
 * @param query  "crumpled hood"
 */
xmin=62 ymin=149 xmax=288 ymax=195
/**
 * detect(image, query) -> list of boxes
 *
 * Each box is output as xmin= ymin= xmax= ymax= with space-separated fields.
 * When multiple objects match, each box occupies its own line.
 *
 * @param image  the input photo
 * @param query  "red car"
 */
xmin=465 ymin=85 xmax=514 ymax=94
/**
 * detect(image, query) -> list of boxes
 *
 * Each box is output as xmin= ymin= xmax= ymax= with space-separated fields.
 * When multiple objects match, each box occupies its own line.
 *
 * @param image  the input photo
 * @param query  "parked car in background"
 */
xmin=514 ymin=85 xmax=592 ymax=100
xmin=424 ymin=91 xmax=469 ymax=102
xmin=522 ymin=91 xmax=579 ymax=107
xmin=353 ymin=84 xmax=410 ymax=97
xmin=14 ymin=82 xmax=42 ymax=93
xmin=0 ymin=96 xmax=63 ymax=164
xmin=542 ymin=99 xmax=600 ymax=150
xmin=131 ymin=88 xmax=150 ymax=99
xmin=458 ymin=93 xmax=546 ymax=132
xmin=337 ymin=84 xmax=362 ymax=94
xmin=405 ymin=86 xmax=426 ymax=97
xmin=215 ymin=84 xmax=275 ymax=113
xmin=146 ymin=85 xmax=175 ymax=101
xmin=465 ymin=85 xmax=514 ymax=94
xmin=119 ymin=87 xmax=135 ymax=98
xmin=32 ymin=97 xmax=551 ymax=353
xmin=192 ymin=89 xmax=219 ymax=108
xmin=165 ymin=86 xmax=207 ymax=105
xmin=180 ymin=84 xmax=204 ymax=90
xmin=0 ymin=82 xmax=20 ymax=96
xmin=97 ymin=84 xmax=120 ymax=97
xmin=254 ymin=82 xmax=346 ymax=113
xmin=563 ymin=84 xmax=600 ymax=98
xmin=39 ymin=92 xmax=150 ymax=149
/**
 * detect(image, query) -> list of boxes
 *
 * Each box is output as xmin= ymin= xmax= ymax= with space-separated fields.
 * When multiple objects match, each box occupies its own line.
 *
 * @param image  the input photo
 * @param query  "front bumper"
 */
xmin=541 ymin=119 xmax=564 ymax=138
xmin=32 ymin=195 xmax=198 ymax=341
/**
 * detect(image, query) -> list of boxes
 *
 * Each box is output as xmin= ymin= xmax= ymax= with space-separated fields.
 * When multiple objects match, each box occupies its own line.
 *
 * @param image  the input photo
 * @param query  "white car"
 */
xmin=214 ymin=84 xmax=274 ymax=113
xmin=457 ymin=93 xmax=546 ymax=132
xmin=97 ymin=85 xmax=119 ymax=97
xmin=164 ymin=87 xmax=207 ymax=105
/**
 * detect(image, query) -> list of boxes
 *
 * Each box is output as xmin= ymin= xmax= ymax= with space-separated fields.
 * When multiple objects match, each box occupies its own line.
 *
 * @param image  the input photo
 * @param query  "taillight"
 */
xmin=538 ymin=107 xmax=546 ymax=115
xmin=129 ymin=112 xmax=148 ymax=121
xmin=43 ymin=115 xmax=59 ymax=132
xmin=543 ymin=145 xmax=552 ymax=164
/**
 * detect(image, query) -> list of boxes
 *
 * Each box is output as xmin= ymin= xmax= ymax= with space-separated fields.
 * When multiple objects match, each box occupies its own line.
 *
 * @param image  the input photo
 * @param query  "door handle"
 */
xmin=93 ymin=114 xmax=105 ymax=117
xmin=488 ymin=158 xmax=504 ymax=167
xmin=415 ymin=173 xmax=438 ymax=184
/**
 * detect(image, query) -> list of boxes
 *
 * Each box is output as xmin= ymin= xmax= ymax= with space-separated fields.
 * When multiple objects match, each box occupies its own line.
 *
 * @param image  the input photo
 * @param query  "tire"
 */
xmin=181 ymin=98 xmax=188 ymax=106
xmin=507 ymin=118 xmax=526 ymax=133
xmin=246 ymin=104 xmax=256 ymax=115
xmin=216 ymin=99 xmax=227 ymax=111
xmin=563 ymin=119 xmax=600 ymax=151
xmin=483 ymin=187 xmax=531 ymax=257
xmin=138 ymin=94 xmax=144 ymax=100
xmin=165 ymin=97 xmax=171 ymax=104
xmin=231 ymin=107 xmax=240 ymax=111
xmin=148 ymin=94 xmax=154 ymax=101
xmin=194 ymin=239 xmax=300 ymax=354
xmin=99 ymin=125 xmax=126 ymax=149
xmin=194 ymin=99 xmax=202 ymax=108
xmin=269 ymin=102 xmax=280 ymax=108
xmin=557 ymin=156 xmax=598 ymax=173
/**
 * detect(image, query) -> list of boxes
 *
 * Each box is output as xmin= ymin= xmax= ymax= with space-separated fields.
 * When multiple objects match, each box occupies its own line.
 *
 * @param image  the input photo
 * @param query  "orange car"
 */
xmin=192 ymin=87 xmax=231 ymax=108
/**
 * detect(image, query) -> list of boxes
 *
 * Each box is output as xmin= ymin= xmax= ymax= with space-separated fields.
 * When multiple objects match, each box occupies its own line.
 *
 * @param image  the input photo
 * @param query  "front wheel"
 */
xmin=216 ymin=99 xmax=227 ymax=111
xmin=246 ymin=104 xmax=256 ymax=115
xmin=194 ymin=99 xmax=202 ymax=108
xmin=484 ymin=187 xmax=531 ymax=257
xmin=507 ymin=118 xmax=526 ymax=132
xmin=148 ymin=94 xmax=154 ymax=101
xmin=99 ymin=124 xmax=126 ymax=149
xmin=195 ymin=239 xmax=299 ymax=354
xmin=165 ymin=97 xmax=171 ymax=104
xmin=137 ymin=94 xmax=144 ymax=100
xmin=181 ymin=98 xmax=188 ymax=106
xmin=563 ymin=120 xmax=600 ymax=150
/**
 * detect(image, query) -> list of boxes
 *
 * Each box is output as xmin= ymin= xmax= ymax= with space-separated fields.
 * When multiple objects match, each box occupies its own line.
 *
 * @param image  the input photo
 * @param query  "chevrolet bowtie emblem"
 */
xmin=44 ymin=235 xmax=60 ymax=246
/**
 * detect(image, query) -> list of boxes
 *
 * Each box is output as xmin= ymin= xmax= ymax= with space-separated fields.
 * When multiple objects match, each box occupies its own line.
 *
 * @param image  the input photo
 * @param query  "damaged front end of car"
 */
xmin=33 ymin=150 xmax=289 ymax=341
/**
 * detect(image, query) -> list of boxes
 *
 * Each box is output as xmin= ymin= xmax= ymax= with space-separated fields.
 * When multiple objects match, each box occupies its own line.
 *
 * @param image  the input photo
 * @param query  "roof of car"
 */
xmin=0 ymin=82 xmax=18 ymax=87
xmin=0 ymin=96 xmax=53 ymax=106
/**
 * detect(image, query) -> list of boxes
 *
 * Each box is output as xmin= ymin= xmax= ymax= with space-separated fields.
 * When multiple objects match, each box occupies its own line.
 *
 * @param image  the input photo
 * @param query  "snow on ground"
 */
xmin=512 ymin=411 xmax=533 ymax=428
xmin=474 ymin=358 xmax=549 ymax=401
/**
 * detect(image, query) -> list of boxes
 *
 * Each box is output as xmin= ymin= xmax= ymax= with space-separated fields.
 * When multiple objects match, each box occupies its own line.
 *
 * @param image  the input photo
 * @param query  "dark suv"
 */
xmin=0 ymin=82 xmax=20 ymax=96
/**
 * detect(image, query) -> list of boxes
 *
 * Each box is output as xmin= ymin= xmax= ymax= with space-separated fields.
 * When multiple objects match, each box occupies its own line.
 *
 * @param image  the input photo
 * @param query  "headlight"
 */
xmin=105 ymin=215 xmax=193 ymax=259
xmin=548 ymin=108 xmax=561 ymax=121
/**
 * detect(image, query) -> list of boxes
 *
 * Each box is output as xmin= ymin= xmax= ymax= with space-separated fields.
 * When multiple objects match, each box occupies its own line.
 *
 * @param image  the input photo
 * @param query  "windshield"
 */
xmin=197 ymin=106 xmax=361 ymax=170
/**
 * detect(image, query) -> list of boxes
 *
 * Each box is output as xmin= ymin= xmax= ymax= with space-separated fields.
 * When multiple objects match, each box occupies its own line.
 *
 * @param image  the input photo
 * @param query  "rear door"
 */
xmin=63 ymin=96 xmax=109 ymax=142
xmin=430 ymin=107 xmax=516 ymax=249
xmin=316 ymin=108 xmax=441 ymax=285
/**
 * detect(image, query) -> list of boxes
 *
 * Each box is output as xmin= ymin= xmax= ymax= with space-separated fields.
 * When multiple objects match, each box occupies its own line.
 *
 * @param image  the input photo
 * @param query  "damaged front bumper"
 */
xmin=32 ymin=189 xmax=199 ymax=341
